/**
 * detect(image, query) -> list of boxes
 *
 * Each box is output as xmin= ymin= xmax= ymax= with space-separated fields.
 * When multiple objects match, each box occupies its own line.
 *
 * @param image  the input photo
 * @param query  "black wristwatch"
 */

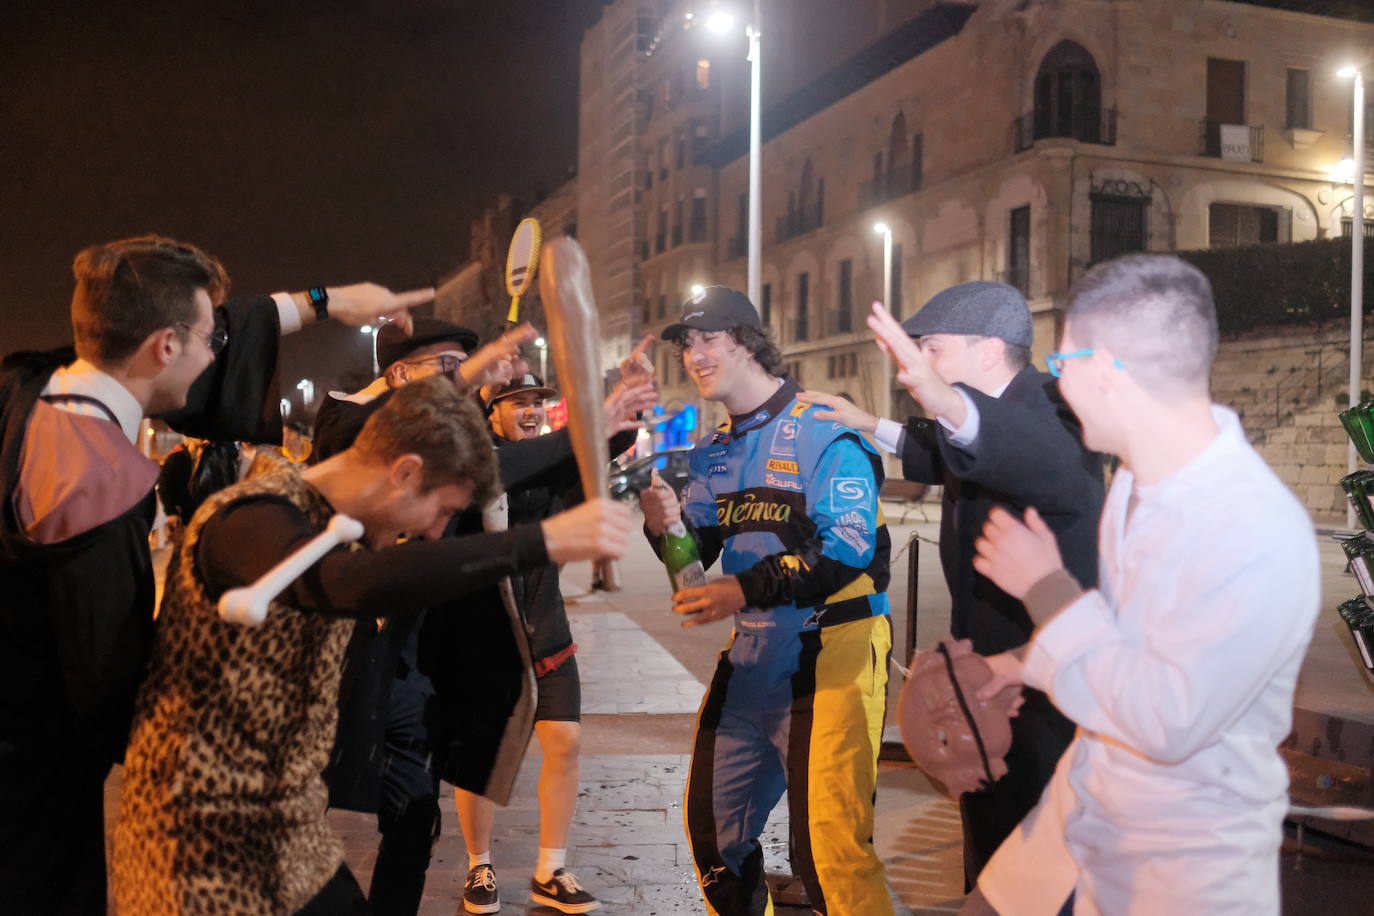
xmin=307 ymin=286 xmax=329 ymax=321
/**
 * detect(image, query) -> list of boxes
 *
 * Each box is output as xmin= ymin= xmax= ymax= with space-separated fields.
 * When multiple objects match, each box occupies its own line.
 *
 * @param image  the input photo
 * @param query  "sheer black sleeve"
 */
xmin=157 ymin=295 xmax=284 ymax=444
xmin=196 ymin=495 xmax=549 ymax=619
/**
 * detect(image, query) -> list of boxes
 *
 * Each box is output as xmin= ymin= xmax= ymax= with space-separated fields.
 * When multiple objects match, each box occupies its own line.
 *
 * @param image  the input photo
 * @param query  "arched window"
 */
xmin=799 ymin=158 xmax=815 ymax=212
xmin=887 ymin=113 xmax=909 ymax=170
xmin=1033 ymin=41 xmax=1103 ymax=143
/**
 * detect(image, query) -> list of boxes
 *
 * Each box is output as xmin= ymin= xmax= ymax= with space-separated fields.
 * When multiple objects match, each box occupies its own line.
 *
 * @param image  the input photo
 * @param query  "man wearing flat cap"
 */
xmin=804 ymin=281 xmax=1104 ymax=887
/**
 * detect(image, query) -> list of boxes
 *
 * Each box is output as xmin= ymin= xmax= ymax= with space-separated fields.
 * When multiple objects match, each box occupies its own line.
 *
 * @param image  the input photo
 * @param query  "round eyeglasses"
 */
xmin=177 ymin=321 xmax=229 ymax=354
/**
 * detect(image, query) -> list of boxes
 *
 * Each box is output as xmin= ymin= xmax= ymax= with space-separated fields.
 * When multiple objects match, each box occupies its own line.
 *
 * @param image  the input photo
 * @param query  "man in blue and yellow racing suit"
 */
xmin=642 ymin=287 xmax=894 ymax=916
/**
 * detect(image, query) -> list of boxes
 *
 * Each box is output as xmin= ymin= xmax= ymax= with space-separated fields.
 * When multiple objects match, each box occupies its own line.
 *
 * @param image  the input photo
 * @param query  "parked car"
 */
xmin=609 ymin=447 xmax=693 ymax=501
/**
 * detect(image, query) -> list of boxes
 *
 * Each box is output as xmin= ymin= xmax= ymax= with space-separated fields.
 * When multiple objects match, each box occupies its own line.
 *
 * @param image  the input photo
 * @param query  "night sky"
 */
xmin=0 ymin=0 xmax=607 ymax=358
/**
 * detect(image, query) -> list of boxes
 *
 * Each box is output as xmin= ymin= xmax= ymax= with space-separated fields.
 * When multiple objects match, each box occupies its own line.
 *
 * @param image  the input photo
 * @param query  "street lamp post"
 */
xmin=1341 ymin=65 xmax=1366 ymax=529
xmin=874 ymin=222 xmax=894 ymax=425
xmin=534 ymin=337 xmax=549 ymax=381
xmin=746 ymin=0 xmax=761 ymax=308
xmin=707 ymin=2 xmax=762 ymax=307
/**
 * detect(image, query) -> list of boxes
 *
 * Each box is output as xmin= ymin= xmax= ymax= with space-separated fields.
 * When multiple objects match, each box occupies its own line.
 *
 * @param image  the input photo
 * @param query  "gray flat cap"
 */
xmin=900 ymin=281 xmax=1032 ymax=348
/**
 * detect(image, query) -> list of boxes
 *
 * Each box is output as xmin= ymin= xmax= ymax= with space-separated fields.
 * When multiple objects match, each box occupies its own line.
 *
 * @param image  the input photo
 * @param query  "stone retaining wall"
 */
xmin=1213 ymin=321 xmax=1367 ymax=525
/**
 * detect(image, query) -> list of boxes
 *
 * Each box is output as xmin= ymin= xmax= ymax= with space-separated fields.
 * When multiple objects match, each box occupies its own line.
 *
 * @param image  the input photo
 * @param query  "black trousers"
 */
xmin=0 ymin=744 xmax=110 ymax=916
xmin=959 ymin=688 xmax=1074 ymax=889
xmin=297 ymin=863 xmax=372 ymax=914
xmin=368 ymin=669 xmax=443 ymax=916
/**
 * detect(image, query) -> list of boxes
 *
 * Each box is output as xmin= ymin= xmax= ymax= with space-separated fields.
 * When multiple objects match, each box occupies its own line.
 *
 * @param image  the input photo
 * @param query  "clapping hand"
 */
xmin=972 ymin=506 xmax=1065 ymax=604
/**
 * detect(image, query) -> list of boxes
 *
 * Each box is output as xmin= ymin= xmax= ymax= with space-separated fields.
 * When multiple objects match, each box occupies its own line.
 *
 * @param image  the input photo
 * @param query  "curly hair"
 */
xmin=353 ymin=376 xmax=499 ymax=505
xmin=670 ymin=325 xmax=785 ymax=377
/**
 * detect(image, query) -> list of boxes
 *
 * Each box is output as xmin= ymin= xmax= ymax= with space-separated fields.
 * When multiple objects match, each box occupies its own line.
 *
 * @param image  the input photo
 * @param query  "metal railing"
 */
xmin=776 ymin=200 xmax=824 ymax=243
xmin=1013 ymin=108 xmax=1117 ymax=153
xmin=859 ymin=161 xmax=922 ymax=209
xmin=1199 ymin=120 xmax=1264 ymax=161
xmin=827 ymin=306 xmax=855 ymax=336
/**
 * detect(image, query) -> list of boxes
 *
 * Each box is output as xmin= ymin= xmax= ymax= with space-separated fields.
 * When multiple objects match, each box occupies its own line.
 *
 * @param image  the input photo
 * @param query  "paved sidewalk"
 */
xmin=320 ymin=605 xmax=964 ymax=915
xmin=103 ymin=512 xmax=1374 ymax=914
xmin=328 ymin=751 xmax=963 ymax=915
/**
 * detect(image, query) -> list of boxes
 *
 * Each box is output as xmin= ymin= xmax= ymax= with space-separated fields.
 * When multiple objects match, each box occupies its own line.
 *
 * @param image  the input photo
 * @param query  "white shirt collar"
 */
xmin=42 ymin=359 xmax=146 ymax=444
xmin=1132 ymin=405 xmax=1243 ymax=504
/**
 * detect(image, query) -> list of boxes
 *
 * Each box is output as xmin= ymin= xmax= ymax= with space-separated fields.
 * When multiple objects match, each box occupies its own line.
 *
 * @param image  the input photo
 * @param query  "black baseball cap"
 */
xmin=376 ymin=317 xmax=480 ymax=369
xmin=661 ymin=286 xmax=760 ymax=341
xmin=484 ymin=373 xmax=559 ymax=410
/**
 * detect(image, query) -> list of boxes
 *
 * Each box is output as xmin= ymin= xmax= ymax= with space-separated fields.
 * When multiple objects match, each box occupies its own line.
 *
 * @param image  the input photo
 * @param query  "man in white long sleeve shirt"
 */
xmin=963 ymin=254 xmax=1319 ymax=915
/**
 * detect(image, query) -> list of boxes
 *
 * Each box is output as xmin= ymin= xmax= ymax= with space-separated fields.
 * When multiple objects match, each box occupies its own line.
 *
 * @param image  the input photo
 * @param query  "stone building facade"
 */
xmin=452 ymin=0 xmax=1374 ymax=515
xmin=671 ymin=0 xmax=1374 ymax=432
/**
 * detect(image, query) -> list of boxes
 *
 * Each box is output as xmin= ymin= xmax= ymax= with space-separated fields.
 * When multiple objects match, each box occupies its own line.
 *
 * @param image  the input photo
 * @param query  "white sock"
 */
xmin=534 ymin=847 xmax=566 ymax=884
xmin=468 ymin=850 xmax=491 ymax=871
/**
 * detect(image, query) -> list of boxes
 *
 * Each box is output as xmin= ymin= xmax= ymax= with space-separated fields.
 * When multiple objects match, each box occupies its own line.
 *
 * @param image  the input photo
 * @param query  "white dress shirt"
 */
xmin=981 ymin=406 xmax=1319 ymax=915
xmin=873 ymin=379 xmax=1011 ymax=454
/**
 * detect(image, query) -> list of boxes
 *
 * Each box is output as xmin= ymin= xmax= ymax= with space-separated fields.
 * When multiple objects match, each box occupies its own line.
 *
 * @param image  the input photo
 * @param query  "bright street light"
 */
xmin=705 ymin=11 xmax=736 ymax=34
xmin=873 ymin=222 xmax=895 ymax=431
xmin=690 ymin=283 xmax=706 ymax=299
xmin=534 ymin=337 xmax=547 ymax=348
xmin=1339 ymin=64 xmax=1366 ymax=528
xmin=359 ymin=324 xmax=374 ymax=335
xmin=1335 ymin=158 xmax=1358 ymax=183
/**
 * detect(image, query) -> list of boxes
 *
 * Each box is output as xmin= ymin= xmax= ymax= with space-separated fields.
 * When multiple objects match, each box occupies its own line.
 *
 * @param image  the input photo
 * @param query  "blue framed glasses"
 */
xmin=1045 ymin=348 xmax=1123 ymax=377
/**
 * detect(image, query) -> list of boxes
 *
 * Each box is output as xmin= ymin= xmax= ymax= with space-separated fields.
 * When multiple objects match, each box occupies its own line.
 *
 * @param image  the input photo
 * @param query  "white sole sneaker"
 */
xmin=528 ymin=891 xmax=599 ymax=913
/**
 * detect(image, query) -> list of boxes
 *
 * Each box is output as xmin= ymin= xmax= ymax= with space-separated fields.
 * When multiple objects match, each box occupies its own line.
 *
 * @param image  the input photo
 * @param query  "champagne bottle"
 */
xmin=1343 ymin=534 xmax=1374 ymax=595
xmin=1337 ymin=596 xmax=1374 ymax=671
xmin=662 ymin=520 xmax=707 ymax=592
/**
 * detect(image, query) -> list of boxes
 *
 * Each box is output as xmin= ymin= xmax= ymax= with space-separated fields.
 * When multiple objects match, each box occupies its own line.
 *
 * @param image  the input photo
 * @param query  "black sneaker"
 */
xmin=529 ymin=868 xmax=600 ymax=913
xmin=462 ymin=863 xmax=500 ymax=914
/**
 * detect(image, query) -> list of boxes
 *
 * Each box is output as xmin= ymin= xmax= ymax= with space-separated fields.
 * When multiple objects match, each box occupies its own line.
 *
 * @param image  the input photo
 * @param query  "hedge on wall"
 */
xmin=1176 ymin=238 xmax=1374 ymax=334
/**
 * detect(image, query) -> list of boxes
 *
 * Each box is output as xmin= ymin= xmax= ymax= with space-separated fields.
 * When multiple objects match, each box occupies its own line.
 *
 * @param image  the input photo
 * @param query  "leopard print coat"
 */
xmin=114 ymin=455 xmax=355 ymax=915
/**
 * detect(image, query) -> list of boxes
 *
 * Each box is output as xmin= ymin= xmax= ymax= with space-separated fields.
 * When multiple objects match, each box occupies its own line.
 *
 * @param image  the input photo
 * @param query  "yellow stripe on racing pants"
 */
xmin=684 ymin=615 xmax=894 ymax=916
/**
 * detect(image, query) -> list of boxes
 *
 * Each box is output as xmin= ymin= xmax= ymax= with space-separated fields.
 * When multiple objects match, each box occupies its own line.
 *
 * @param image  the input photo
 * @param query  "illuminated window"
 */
xmin=696 ymin=59 xmax=711 ymax=90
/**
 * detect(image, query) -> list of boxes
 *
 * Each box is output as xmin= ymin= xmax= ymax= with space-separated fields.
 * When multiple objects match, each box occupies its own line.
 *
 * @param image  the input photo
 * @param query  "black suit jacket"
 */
xmin=898 ymin=364 xmax=1104 ymax=882
xmin=899 ymin=365 xmax=1103 ymax=654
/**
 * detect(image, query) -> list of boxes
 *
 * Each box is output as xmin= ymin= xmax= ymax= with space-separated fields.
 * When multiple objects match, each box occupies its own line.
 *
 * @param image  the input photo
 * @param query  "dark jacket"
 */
xmin=897 ymin=364 xmax=1104 ymax=884
xmin=500 ymin=426 xmax=638 ymax=664
xmin=0 ymin=297 xmax=285 ymax=913
xmin=899 ymin=365 xmax=1103 ymax=654
xmin=317 ymin=387 xmax=633 ymax=809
